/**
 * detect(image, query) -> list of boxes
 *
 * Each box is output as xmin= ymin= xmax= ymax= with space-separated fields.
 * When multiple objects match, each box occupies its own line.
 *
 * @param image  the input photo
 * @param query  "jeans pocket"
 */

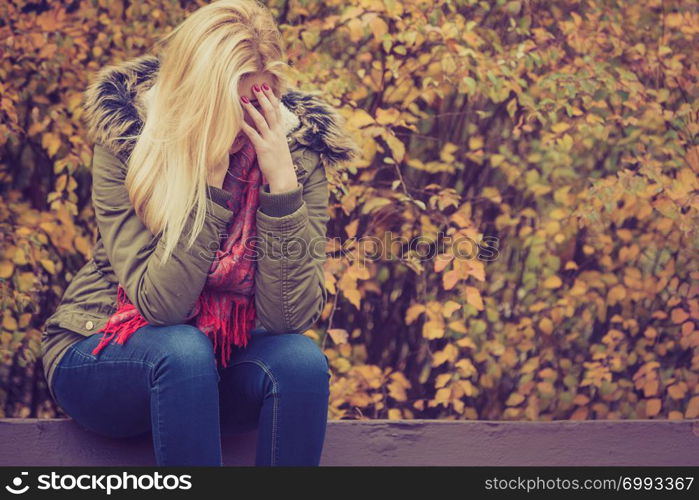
xmin=62 ymin=336 xmax=99 ymax=365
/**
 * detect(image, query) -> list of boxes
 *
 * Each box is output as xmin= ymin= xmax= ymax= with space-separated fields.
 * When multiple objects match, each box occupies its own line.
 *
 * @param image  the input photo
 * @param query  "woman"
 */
xmin=41 ymin=0 xmax=359 ymax=466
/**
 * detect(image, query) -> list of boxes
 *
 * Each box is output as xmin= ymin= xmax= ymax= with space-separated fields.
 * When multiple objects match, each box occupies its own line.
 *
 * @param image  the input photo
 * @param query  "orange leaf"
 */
xmin=463 ymin=286 xmax=484 ymax=311
xmin=327 ymin=328 xmax=349 ymax=345
xmin=645 ymin=398 xmax=662 ymax=417
xmin=405 ymin=304 xmax=426 ymax=325
xmin=422 ymin=320 xmax=445 ymax=340
xmin=543 ymin=275 xmax=562 ymax=289
xmin=686 ymin=396 xmax=699 ymax=419
xmin=442 ymin=269 xmax=460 ymax=290
xmin=434 ymin=253 xmax=454 ymax=273
xmin=671 ymin=308 xmax=689 ymax=324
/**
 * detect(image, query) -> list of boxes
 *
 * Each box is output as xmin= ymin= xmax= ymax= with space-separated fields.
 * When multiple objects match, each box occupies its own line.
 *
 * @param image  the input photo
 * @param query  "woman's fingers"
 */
xmin=239 ymin=82 xmax=282 ymax=155
xmin=239 ymin=120 xmax=260 ymax=148
xmin=258 ymin=83 xmax=281 ymax=126
xmin=240 ymin=95 xmax=269 ymax=135
xmin=253 ymin=84 xmax=279 ymax=129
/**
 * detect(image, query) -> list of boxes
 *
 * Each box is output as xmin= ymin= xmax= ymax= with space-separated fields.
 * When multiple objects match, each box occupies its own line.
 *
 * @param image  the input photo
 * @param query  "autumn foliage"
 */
xmin=1 ymin=0 xmax=698 ymax=421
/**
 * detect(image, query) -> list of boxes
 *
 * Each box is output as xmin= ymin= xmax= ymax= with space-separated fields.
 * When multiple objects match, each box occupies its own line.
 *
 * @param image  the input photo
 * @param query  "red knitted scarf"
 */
xmin=91 ymin=140 xmax=261 ymax=368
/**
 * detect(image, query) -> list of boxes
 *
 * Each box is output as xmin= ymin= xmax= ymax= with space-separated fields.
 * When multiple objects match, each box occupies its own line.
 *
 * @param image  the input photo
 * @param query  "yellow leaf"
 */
xmin=552 ymin=122 xmax=570 ymax=134
xmin=422 ymin=320 xmax=445 ymax=340
xmin=490 ymin=154 xmax=505 ymax=167
xmin=349 ymin=109 xmax=374 ymax=128
xmin=458 ymin=380 xmax=476 ymax=396
xmin=369 ymin=16 xmax=388 ymax=41
xmin=0 ymin=261 xmax=13 ymax=279
xmin=74 ymin=236 xmax=91 ymax=258
xmin=463 ymin=286 xmax=484 ymax=310
xmin=433 ymin=387 xmax=451 ymax=406
xmin=2 ymin=314 xmax=17 ymax=331
xmin=539 ymin=317 xmax=553 ymax=335
xmin=375 ymin=107 xmax=400 ymax=126
xmin=481 ymin=186 xmax=502 ymax=203
xmin=432 ymin=343 xmax=458 ymax=366
xmin=506 ymin=393 xmax=525 ymax=406
xmin=42 ymin=132 xmax=61 ymax=157
xmin=467 ymin=260 xmax=486 ymax=281
xmin=455 ymin=358 xmax=477 ymax=377
xmin=344 ymin=219 xmax=359 ymax=239
xmin=434 ymin=253 xmax=454 ymax=272
xmin=645 ymin=398 xmax=662 ymax=417
xmin=17 ymin=272 xmax=35 ymax=292
xmin=384 ymin=133 xmax=405 ymax=162
xmin=456 ymin=336 xmax=476 ymax=349
xmin=537 ymin=381 xmax=555 ymax=396
xmin=387 ymin=408 xmax=402 ymax=420
xmin=468 ymin=136 xmax=483 ymax=150
xmin=442 ymin=269 xmax=460 ymax=290
xmin=442 ymin=300 xmax=461 ymax=318
xmin=388 ymin=372 xmax=411 ymax=402
xmin=682 ymin=321 xmax=694 ymax=336
xmin=643 ymin=379 xmax=659 ymax=397
xmin=300 ymin=28 xmax=320 ymax=48
xmin=18 ymin=313 xmax=31 ymax=329
xmin=686 ymin=396 xmax=699 ymax=419
xmin=405 ymin=304 xmax=426 ymax=325
xmin=448 ymin=320 xmax=467 ymax=333
xmin=11 ymin=248 xmax=27 ymax=265
xmin=40 ymin=259 xmax=56 ymax=275
xmin=549 ymin=208 xmax=567 ymax=220
xmin=352 ymin=265 xmax=370 ymax=280
xmin=440 ymin=142 xmax=459 ymax=163
xmin=667 ymin=383 xmax=687 ymax=400
xmin=671 ymin=308 xmax=689 ymax=324
xmin=543 ymin=275 xmax=562 ymax=289
xmin=678 ymin=168 xmax=698 ymax=189
xmin=67 ymin=92 xmax=83 ymax=112
xmin=343 ymin=288 xmax=361 ymax=309
xmin=327 ymin=328 xmax=349 ymax=345
xmin=361 ymin=197 xmax=392 ymax=214
xmin=435 ymin=373 xmax=452 ymax=389
xmin=608 ymin=284 xmax=627 ymax=303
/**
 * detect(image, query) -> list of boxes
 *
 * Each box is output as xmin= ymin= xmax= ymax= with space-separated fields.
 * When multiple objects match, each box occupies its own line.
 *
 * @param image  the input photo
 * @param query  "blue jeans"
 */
xmin=50 ymin=324 xmax=331 ymax=466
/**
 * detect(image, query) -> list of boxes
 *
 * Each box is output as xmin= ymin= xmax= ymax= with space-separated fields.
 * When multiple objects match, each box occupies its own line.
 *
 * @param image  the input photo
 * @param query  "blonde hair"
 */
xmin=126 ymin=0 xmax=291 ymax=264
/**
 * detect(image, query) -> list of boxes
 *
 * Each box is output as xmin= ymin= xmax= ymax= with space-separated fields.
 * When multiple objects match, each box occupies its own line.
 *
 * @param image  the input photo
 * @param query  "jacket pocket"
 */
xmin=56 ymin=311 xmax=109 ymax=337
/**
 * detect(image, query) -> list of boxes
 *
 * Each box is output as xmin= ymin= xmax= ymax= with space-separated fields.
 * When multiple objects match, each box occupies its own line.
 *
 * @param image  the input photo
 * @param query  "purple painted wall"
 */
xmin=1 ymin=418 xmax=698 ymax=466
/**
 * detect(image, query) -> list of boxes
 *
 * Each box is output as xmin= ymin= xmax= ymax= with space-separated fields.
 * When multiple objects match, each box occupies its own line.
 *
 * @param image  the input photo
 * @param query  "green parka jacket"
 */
xmin=41 ymin=54 xmax=360 ymax=402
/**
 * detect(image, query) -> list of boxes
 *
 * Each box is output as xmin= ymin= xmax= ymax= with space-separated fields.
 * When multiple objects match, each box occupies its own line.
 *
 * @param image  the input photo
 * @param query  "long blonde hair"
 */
xmin=126 ymin=0 xmax=291 ymax=264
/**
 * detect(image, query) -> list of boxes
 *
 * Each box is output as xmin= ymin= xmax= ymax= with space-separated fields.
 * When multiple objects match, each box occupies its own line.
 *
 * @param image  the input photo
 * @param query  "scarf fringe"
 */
xmin=92 ymin=287 xmax=256 ymax=367
xmin=92 ymin=285 xmax=149 ymax=356
xmin=196 ymin=291 xmax=253 ymax=368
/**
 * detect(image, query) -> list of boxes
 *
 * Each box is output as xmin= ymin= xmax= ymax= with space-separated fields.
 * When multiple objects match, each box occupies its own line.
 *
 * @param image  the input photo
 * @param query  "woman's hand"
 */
xmin=239 ymin=83 xmax=298 ymax=193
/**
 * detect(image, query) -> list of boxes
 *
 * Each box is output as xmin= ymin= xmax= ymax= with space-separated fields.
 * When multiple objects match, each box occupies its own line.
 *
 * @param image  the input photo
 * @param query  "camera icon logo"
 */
xmin=5 ymin=472 xmax=30 ymax=495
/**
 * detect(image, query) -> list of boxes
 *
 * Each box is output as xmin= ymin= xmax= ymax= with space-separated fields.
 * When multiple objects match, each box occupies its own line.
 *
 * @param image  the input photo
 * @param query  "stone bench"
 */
xmin=1 ymin=418 xmax=697 ymax=466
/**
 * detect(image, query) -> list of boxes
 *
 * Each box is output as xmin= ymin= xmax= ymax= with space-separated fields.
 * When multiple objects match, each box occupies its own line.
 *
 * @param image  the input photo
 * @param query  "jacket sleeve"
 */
xmin=91 ymin=143 xmax=234 ymax=326
xmin=254 ymin=148 xmax=329 ymax=333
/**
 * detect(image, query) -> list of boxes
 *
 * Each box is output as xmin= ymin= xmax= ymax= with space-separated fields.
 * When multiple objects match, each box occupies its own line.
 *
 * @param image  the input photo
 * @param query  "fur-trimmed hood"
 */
xmin=81 ymin=53 xmax=360 ymax=168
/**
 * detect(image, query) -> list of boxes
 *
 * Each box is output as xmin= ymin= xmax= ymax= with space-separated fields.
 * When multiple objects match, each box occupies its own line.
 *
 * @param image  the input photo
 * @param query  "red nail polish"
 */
xmin=241 ymin=96 xmax=249 ymax=103
xmin=262 ymin=82 xmax=270 ymax=91
xmin=252 ymin=84 xmax=260 ymax=92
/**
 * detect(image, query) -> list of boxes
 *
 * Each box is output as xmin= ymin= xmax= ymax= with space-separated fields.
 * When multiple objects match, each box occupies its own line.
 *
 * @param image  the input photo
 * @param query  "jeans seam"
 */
xmin=230 ymin=358 xmax=279 ymax=466
xmin=153 ymin=370 xmax=220 ymax=465
xmin=153 ymin=383 xmax=163 ymax=464
xmin=55 ymin=360 xmax=157 ymax=370
xmin=69 ymin=346 xmax=98 ymax=362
